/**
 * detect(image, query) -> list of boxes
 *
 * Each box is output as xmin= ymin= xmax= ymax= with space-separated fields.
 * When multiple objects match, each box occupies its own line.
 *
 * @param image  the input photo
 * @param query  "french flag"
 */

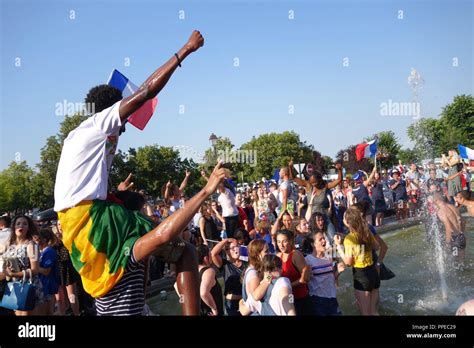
xmin=355 ymin=139 xmax=377 ymax=161
xmin=458 ymin=144 xmax=474 ymax=160
xmin=107 ymin=69 xmax=158 ymax=130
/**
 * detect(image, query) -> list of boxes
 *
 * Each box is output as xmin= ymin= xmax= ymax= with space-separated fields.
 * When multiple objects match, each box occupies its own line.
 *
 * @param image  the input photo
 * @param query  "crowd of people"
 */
xmin=0 ymin=30 xmax=473 ymax=317
xmin=0 ymin=151 xmax=472 ymax=316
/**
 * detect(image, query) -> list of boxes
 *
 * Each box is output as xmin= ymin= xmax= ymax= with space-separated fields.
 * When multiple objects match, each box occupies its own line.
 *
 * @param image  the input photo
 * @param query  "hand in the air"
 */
xmin=118 ymin=173 xmax=134 ymax=191
xmin=204 ymin=161 xmax=229 ymax=195
xmin=185 ymin=30 xmax=204 ymax=53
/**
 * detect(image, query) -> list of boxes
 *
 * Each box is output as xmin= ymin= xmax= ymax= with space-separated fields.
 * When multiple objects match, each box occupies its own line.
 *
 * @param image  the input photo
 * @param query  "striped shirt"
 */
xmin=95 ymin=252 xmax=145 ymax=316
xmin=305 ymin=254 xmax=337 ymax=299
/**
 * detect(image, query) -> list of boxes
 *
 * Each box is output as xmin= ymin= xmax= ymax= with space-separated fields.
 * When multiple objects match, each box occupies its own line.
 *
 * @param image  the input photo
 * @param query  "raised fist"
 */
xmin=185 ymin=30 xmax=204 ymax=53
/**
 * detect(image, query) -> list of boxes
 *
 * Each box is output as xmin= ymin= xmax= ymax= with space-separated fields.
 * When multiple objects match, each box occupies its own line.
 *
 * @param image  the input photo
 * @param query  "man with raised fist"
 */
xmin=54 ymin=31 xmax=208 ymax=315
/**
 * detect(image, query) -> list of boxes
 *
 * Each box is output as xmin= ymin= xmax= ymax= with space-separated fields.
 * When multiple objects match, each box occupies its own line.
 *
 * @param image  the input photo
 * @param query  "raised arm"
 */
xmin=211 ymin=239 xmax=234 ymax=269
xmin=363 ymin=165 xmax=377 ymax=187
xmin=119 ymin=31 xmax=204 ymax=122
xmin=327 ymin=162 xmax=343 ymax=190
xmin=179 ymin=170 xmax=192 ymax=194
xmin=133 ymin=162 xmax=227 ymax=262
xmin=289 ymin=159 xmax=308 ymax=187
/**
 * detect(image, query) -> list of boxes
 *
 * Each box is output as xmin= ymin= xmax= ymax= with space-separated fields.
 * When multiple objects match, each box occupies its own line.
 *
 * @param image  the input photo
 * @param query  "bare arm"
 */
xmin=119 ymin=31 xmax=204 ymax=122
xmin=281 ymin=188 xmax=288 ymax=213
xmin=133 ymin=162 xmax=228 ymax=262
xmin=199 ymin=217 xmax=208 ymax=246
xmin=280 ymin=284 xmax=296 ymax=316
xmin=446 ymin=171 xmax=462 ymax=182
xmin=247 ymin=273 xmax=271 ymax=302
xmin=291 ymin=250 xmax=310 ymax=285
xmin=200 ymin=268 xmax=219 ymax=315
xmin=327 ymin=163 xmax=343 ymax=190
xmin=212 ymin=208 xmax=225 ymax=224
xmin=288 ymin=160 xmax=308 ymax=187
xmin=179 ymin=170 xmax=191 ymax=194
xmin=364 ymin=165 xmax=377 ymax=187
xmin=210 ymin=239 xmax=233 ymax=269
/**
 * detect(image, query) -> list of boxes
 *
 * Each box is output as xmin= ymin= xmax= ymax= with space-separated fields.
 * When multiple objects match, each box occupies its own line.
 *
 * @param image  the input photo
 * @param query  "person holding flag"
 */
xmin=53 ymin=31 xmax=220 ymax=316
xmin=353 ymin=138 xmax=378 ymax=223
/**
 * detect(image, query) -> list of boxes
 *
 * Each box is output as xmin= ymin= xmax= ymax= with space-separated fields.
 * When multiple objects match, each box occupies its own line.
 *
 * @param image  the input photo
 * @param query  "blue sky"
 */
xmin=1 ymin=0 xmax=472 ymax=170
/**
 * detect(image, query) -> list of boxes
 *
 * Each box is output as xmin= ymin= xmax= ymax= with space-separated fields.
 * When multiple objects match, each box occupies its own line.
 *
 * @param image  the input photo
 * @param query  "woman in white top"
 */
xmin=304 ymin=232 xmax=345 ymax=316
xmin=241 ymin=239 xmax=270 ymax=315
xmin=240 ymin=254 xmax=296 ymax=316
xmin=201 ymin=170 xmax=239 ymax=238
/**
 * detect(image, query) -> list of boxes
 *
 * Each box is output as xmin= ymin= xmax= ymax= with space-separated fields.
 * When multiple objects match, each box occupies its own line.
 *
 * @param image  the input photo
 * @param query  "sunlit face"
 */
xmin=226 ymin=241 xmax=241 ymax=260
xmin=313 ymin=233 xmax=327 ymax=253
xmin=235 ymin=193 xmax=242 ymax=206
xmin=276 ymin=234 xmax=291 ymax=254
xmin=299 ymin=219 xmax=309 ymax=233
xmin=257 ymin=188 xmax=265 ymax=199
xmin=15 ymin=217 xmax=29 ymax=240
xmin=279 ymin=168 xmax=285 ymax=179
xmin=455 ymin=193 xmax=464 ymax=204
xmin=411 ymin=164 xmax=417 ymax=171
xmin=282 ymin=215 xmax=292 ymax=230
xmin=316 ymin=216 xmax=325 ymax=230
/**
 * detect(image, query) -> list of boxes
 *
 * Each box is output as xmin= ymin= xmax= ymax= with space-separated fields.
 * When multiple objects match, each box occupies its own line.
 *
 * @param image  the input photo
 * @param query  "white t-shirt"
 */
xmin=305 ymin=254 xmax=337 ymax=299
xmin=54 ymin=101 xmax=122 ymax=212
xmin=218 ymin=188 xmax=238 ymax=217
xmin=245 ymin=277 xmax=293 ymax=316
xmin=0 ymin=228 xmax=12 ymax=254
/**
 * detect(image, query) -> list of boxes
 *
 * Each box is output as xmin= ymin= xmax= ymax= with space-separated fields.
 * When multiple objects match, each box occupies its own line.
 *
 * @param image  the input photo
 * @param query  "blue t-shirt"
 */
xmin=389 ymin=179 xmax=408 ymax=201
xmin=39 ymin=246 xmax=59 ymax=296
xmin=255 ymin=233 xmax=275 ymax=254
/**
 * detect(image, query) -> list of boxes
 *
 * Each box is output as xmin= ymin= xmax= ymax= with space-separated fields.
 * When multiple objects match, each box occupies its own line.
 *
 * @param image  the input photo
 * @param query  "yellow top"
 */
xmin=343 ymin=232 xmax=375 ymax=269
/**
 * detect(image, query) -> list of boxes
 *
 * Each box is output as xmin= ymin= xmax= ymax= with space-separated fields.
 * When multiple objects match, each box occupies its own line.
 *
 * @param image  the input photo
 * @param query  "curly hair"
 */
xmin=85 ymin=84 xmax=123 ymax=113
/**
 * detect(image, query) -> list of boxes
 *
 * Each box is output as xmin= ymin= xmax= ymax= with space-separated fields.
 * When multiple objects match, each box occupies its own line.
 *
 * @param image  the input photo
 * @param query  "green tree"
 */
xmin=239 ymin=131 xmax=314 ymax=182
xmin=407 ymin=118 xmax=442 ymax=160
xmin=0 ymin=161 xmax=35 ymax=214
xmin=398 ymin=148 xmax=419 ymax=164
xmin=439 ymin=94 xmax=474 ymax=150
xmin=407 ymin=94 xmax=473 ymax=160
xmin=109 ymin=145 xmax=201 ymax=199
xmin=203 ymin=137 xmax=235 ymax=167
xmin=32 ymin=113 xmax=87 ymax=208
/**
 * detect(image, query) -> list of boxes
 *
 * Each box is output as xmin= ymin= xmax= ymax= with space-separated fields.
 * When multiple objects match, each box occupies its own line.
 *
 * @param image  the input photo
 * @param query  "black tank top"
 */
xmin=202 ymin=216 xmax=219 ymax=241
xmin=198 ymin=266 xmax=224 ymax=316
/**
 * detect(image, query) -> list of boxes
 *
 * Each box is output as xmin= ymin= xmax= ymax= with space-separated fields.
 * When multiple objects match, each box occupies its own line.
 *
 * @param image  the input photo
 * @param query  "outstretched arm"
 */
xmin=363 ymin=165 xmax=377 ymax=187
xmin=327 ymin=162 xmax=343 ymax=190
xmin=133 ymin=161 xmax=227 ymax=262
xmin=179 ymin=170 xmax=192 ymax=194
xmin=289 ymin=159 xmax=308 ymax=187
xmin=119 ymin=30 xmax=204 ymax=122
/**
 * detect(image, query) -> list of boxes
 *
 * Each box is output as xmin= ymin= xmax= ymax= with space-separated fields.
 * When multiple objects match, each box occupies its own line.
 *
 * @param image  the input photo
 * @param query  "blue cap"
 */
xmin=353 ymin=172 xmax=363 ymax=181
